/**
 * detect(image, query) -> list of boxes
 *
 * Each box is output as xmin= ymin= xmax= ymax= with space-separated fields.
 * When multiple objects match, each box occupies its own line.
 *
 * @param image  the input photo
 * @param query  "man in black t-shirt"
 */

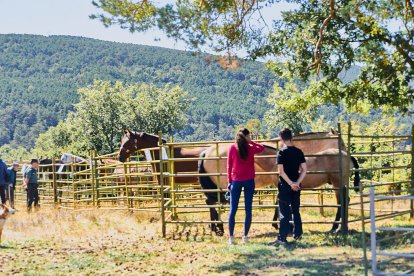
xmin=272 ymin=128 xmax=307 ymax=245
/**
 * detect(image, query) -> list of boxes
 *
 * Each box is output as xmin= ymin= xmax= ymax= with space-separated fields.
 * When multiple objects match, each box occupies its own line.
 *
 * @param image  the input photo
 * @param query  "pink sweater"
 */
xmin=227 ymin=141 xmax=265 ymax=183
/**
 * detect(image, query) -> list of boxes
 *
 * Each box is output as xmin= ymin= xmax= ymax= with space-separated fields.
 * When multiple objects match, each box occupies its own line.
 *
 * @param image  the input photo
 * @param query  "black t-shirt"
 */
xmin=277 ymin=146 xmax=306 ymax=184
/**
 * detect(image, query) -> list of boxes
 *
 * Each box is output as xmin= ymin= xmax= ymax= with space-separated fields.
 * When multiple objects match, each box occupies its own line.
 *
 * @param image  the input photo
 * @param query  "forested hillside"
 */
xmin=0 ymin=34 xmax=275 ymax=149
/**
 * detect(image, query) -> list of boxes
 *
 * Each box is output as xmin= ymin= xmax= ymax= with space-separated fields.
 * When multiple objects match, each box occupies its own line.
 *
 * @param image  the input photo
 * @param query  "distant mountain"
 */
xmin=0 ymin=34 xmax=277 ymax=149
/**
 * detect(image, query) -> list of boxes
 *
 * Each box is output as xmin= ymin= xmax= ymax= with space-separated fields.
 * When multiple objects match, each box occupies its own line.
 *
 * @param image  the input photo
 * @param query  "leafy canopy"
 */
xmin=92 ymin=0 xmax=414 ymax=111
xmin=33 ymin=81 xmax=191 ymax=156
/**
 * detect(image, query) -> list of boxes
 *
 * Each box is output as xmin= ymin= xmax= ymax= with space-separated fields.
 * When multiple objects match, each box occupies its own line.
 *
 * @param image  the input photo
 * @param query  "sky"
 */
xmin=0 ymin=0 xmax=295 ymax=52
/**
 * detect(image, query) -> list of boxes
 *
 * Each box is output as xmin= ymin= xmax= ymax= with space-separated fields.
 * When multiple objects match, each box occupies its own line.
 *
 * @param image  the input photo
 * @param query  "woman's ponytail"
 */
xmin=236 ymin=128 xmax=250 ymax=160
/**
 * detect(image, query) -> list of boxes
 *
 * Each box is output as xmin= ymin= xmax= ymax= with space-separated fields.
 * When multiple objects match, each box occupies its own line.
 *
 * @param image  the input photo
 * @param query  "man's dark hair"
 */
xmin=30 ymin=159 xmax=39 ymax=164
xmin=280 ymin=128 xmax=293 ymax=141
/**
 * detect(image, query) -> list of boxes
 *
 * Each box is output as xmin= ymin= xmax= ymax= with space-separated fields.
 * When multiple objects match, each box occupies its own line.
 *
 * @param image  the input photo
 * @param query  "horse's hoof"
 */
xmin=215 ymin=230 xmax=224 ymax=236
xmin=272 ymin=223 xmax=279 ymax=230
xmin=209 ymin=223 xmax=217 ymax=232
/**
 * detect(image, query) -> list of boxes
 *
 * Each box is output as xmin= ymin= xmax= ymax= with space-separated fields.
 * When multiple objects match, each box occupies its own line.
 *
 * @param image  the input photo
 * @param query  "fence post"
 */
xmin=370 ymin=186 xmax=377 ymax=275
xmin=337 ymin=123 xmax=347 ymax=234
xmin=159 ymin=131 xmax=166 ymax=238
xmin=360 ymin=175 xmax=369 ymax=276
xmin=411 ymin=125 xmax=414 ymax=220
xmin=169 ymin=138 xmax=177 ymax=220
xmin=52 ymin=157 xmax=57 ymax=204
xmin=123 ymin=162 xmax=130 ymax=210
xmin=93 ymin=150 xmax=100 ymax=208
xmin=215 ymin=142 xmax=222 ymax=224
xmin=345 ymin=122 xmax=352 ymax=229
xmin=71 ymin=159 xmax=76 ymax=210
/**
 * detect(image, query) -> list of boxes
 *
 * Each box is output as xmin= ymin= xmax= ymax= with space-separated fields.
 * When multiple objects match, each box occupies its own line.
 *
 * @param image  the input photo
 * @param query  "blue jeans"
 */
xmin=228 ymin=179 xmax=255 ymax=236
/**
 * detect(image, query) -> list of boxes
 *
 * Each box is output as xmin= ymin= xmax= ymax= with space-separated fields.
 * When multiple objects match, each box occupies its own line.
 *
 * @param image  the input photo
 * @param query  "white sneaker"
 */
xmin=10 ymin=208 xmax=16 ymax=214
xmin=229 ymin=236 xmax=235 ymax=245
xmin=242 ymin=236 xmax=249 ymax=243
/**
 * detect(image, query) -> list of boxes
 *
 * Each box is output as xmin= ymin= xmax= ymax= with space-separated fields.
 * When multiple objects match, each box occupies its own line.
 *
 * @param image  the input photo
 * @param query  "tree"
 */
xmin=0 ymin=144 xmax=31 ymax=162
xmin=264 ymin=82 xmax=309 ymax=135
xmin=32 ymin=114 xmax=89 ymax=158
xmin=92 ymin=0 xmax=414 ymax=111
xmin=33 ymin=81 xmax=191 ymax=156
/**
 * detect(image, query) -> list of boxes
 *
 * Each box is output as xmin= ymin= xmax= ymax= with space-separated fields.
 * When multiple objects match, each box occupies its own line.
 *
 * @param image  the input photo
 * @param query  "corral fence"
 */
xmin=365 ymin=186 xmax=414 ymax=275
xmin=8 ymin=123 xmax=414 ymax=245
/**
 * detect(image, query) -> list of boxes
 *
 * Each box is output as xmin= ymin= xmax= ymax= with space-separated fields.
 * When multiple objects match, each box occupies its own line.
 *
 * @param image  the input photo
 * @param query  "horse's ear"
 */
xmin=123 ymin=129 xmax=129 ymax=135
xmin=330 ymin=128 xmax=338 ymax=135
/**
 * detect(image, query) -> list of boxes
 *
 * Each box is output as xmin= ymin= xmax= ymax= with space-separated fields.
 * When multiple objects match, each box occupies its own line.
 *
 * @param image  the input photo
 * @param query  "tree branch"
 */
xmin=308 ymin=0 xmax=336 ymax=74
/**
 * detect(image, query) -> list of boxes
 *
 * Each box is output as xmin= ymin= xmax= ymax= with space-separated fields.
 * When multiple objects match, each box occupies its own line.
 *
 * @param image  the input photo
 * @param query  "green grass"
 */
xmin=0 ymin=207 xmax=412 ymax=275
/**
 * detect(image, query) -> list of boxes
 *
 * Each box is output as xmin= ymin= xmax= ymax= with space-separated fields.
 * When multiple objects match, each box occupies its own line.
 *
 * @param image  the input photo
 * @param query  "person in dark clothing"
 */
xmin=270 ymin=128 xmax=307 ymax=245
xmin=24 ymin=159 xmax=40 ymax=212
xmin=0 ymin=158 xmax=8 ymax=204
xmin=7 ymin=162 xmax=19 ymax=213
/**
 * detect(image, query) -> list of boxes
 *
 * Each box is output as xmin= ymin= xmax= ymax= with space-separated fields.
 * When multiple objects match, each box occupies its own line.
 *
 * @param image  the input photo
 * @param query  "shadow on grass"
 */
xmin=214 ymin=246 xmax=360 ymax=275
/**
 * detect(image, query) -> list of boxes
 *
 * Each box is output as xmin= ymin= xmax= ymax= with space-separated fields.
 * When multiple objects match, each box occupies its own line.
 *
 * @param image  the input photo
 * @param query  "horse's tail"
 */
xmin=350 ymin=156 xmax=360 ymax=192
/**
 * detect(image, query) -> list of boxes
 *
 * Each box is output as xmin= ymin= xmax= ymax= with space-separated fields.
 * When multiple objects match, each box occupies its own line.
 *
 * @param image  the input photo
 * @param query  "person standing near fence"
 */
xmin=6 ymin=162 xmax=19 ymax=213
xmin=227 ymin=128 xmax=265 ymax=245
xmin=0 ymin=157 xmax=8 ymax=205
xmin=270 ymin=128 xmax=307 ymax=245
xmin=24 ymin=159 xmax=40 ymax=212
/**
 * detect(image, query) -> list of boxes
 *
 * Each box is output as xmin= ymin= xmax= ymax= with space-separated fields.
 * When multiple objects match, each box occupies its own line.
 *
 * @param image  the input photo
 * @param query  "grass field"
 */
xmin=0 ymin=204 xmax=412 ymax=275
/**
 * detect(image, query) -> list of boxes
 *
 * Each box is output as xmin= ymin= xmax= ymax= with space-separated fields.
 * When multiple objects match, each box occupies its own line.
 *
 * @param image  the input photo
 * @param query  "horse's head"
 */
xmin=118 ymin=130 xmax=164 ymax=162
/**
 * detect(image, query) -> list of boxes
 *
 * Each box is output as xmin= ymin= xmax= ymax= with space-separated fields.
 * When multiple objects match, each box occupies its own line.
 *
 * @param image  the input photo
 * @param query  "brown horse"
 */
xmin=118 ymin=130 xmax=208 ymax=184
xmin=198 ymin=132 xmax=360 ymax=235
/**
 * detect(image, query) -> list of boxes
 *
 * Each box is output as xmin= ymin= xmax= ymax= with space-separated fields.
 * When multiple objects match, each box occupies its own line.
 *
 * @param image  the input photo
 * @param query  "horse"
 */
xmin=198 ymin=131 xmax=360 ymax=235
xmin=118 ymin=130 xmax=208 ymax=185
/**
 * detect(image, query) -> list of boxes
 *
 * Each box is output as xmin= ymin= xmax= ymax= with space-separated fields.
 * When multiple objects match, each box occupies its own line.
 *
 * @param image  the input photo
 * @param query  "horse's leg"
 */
xmin=206 ymin=197 xmax=220 ymax=235
xmin=331 ymin=190 xmax=341 ymax=233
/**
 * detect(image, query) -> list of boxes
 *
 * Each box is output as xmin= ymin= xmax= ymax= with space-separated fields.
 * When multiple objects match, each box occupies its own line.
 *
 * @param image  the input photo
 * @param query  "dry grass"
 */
xmin=0 ymin=203 xmax=412 ymax=275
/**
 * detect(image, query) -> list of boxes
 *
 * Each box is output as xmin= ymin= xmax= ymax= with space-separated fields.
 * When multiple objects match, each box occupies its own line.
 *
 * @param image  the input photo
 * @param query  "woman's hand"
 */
xmin=227 ymin=183 xmax=232 ymax=192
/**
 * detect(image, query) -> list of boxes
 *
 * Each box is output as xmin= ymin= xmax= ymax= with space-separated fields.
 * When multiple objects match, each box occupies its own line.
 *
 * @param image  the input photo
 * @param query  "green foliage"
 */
xmin=0 ymin=144 xmax=31 ymax=162
xmin=32 ymin=114 xmax=88 ymax=158
xmin=0 ymin=34 xmax=274 ymax=149
xmin=264 ymin=82 xmax=310 ymax=135
xmin=33 ymin=81 xmax=190 ymax=156
xmin=93 ymin=0 xmax=414 ymax=111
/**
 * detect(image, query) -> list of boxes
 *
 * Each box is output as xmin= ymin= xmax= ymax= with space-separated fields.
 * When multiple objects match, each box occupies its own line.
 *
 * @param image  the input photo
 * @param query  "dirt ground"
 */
xmin=0 ymin=205 xmax=412 ymax=275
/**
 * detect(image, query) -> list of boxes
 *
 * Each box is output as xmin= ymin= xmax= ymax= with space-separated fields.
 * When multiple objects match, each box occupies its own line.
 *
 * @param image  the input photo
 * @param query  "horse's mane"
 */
xmin=295 ymin=132 xmax=330 ymax=137
xmin=133 ymin=131 xmax=167 ymax=143
xmin=263 ymin=144 xmax=278 ymax=151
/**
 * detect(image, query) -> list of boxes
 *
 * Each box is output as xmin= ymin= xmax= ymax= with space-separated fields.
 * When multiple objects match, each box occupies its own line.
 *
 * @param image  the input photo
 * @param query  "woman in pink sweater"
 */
xmin=227 ymin=128 xmax=265 ymax=244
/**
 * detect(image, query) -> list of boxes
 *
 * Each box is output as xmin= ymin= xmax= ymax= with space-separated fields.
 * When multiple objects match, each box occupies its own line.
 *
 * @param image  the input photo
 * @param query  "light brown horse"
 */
xmin=199 ymin=132 xmax=359 ymax=235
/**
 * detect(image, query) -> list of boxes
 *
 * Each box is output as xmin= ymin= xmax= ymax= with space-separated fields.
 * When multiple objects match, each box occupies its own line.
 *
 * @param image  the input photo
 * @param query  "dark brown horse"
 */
xmin=118 ymin=130 xmax=208 ymax=184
